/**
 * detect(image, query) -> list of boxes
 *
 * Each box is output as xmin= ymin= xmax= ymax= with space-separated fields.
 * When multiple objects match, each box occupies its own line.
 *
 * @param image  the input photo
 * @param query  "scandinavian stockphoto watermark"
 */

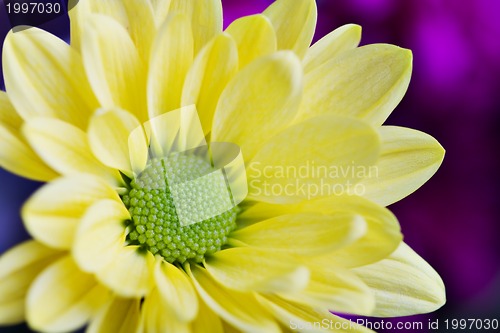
xmin=248 ymin=160 xmax=379 ymax=200
xmin=289 ymin=318 xmax=426 ymax=331
xmin=290 ymin=318 xmax=500 ymax=331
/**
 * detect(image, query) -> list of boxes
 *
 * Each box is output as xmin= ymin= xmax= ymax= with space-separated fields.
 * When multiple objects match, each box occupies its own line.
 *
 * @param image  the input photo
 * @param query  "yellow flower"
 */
xmin=0 ymin=0 xmax=446 ymax=332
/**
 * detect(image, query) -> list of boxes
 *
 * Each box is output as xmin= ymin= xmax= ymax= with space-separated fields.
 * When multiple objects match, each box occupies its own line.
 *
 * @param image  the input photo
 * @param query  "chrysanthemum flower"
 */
xmin=0 ymin=0 xmax=446 ymax=332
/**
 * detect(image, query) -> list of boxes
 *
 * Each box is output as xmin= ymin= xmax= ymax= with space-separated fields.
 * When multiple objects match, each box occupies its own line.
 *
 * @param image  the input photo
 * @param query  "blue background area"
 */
xmin=1 ymin=0 xmax=499 ymax=332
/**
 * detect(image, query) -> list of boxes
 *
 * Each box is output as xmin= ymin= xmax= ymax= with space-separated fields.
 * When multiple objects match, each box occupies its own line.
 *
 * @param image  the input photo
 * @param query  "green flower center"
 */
xmin=121 ymin=154 xmax=237 ymax=263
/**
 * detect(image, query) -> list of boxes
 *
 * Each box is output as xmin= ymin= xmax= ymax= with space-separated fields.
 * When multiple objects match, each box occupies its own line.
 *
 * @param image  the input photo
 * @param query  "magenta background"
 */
xmin=1 ymin=0 xmax=499 ymax=332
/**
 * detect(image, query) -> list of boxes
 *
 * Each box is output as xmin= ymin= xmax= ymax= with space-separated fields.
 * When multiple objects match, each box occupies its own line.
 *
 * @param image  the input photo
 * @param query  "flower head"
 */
xmin=0 ymin=0 xmax=445 ymax=332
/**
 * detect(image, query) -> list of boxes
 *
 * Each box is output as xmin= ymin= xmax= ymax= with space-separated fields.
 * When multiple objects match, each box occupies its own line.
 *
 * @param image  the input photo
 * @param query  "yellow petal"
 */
xmin=299 ymin=44 xmax=412 ymax=126
xmin=2 ymin=28 xmax=98 ymax=128
xmin=86 ymin=296 xmax=142 ymax=333
xmin=69 ymin=0 xmax=129 ymax=52
xmin=263 ymin=0 xmax=317 ymax=58
xmin=0 ymin=241 xmax=62 ymax=325
xmin=181 ymin=33 xmax=238 ymax=134
xmin=169 ymin=0 xmax=222 ymax=54
xmin=301 ymin=195 xmax=402 ymax=267
xmin=72 ymin=199 xmax=129 ymax=273
xmin=68 ymin=0 xmax=89 ymax=51
xmin=97 ymin=245 xmax=155 ymax=298
xmin=230 ymin=213 xmax=366 ymax=255
xmin=23 ymin=175 xmax=120 ymax=250
xmin=154 ymin=259 xmax=198 ymax=322
xmin=280 ymin=264 xmax=375 ymax=315
xmin=26 ymin=256 xmax=109 ymax=332
xmin=191 ymin=295 xmax=223 ymax=333
xmin=22 ymin=118 xmax=119 ymax=184
xmin=259 ymin=295 xmax=375 ymax=333
xmin=82 ymin=14 xmax=147 ymax=122
xmin=205 ymin=247 xmax=309 ymax=293
xmin=225 ymin=14 xmax=277 ymax=68
xmin=0 ymin=91 xmax=22 ymax=129
xmin=247 ymin=115 xmax=380 ymax=203
xmin=0 ymin=93 xmax=56 ymax=182
xmin=142 ymin=287 xmax=190 ymax=333
xmin=148 ymin=13 xmax=194 ymax=118
xmin=241 ymin=194 xmax=402 ymax=267
xmin=303 ymin=24 xmax=362 ymax=73
xmin=83 ymin=0 xmax=128 ymax=24
xmin=71 ymin=0 xmax=156 ymax=60
xmin=121 ymin=0 xmax=156 ymax=62
xmin=149 ymin=0 xmax=172 ymax=26
xmin=353 ymin=242 xmax=446 ymax=316
xmin=221 ymin=321 xmax=241 ymax=333
xmin=0 ymin=123 xmax=57 ymax=182
xmin=354 ymin=126 xmax=445 ymax=206
xmin=88 ymin=108 xmax=147 ymax=177
xmin=212 ymin=51 xmax=303 ymax=160
xmin=236 ymin=201 xmax=293 ymax=225
xmin=73 ymin=200 xmax=154 ymax=298
xmin=188 ymin=264 xmax=280 ymax=332
xmin=143 ymin=104 xmax=206 ymax=158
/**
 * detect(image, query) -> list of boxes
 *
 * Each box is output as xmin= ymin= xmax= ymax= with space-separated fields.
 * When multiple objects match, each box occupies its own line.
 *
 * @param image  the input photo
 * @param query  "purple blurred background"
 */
xmin=1 ymin=0 xmax=499 ymax=332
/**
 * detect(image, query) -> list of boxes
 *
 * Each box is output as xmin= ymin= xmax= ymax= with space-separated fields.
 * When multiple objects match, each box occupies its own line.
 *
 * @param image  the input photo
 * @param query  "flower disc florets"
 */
xmin=121 ymin=154 xmax=237 ymax=263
